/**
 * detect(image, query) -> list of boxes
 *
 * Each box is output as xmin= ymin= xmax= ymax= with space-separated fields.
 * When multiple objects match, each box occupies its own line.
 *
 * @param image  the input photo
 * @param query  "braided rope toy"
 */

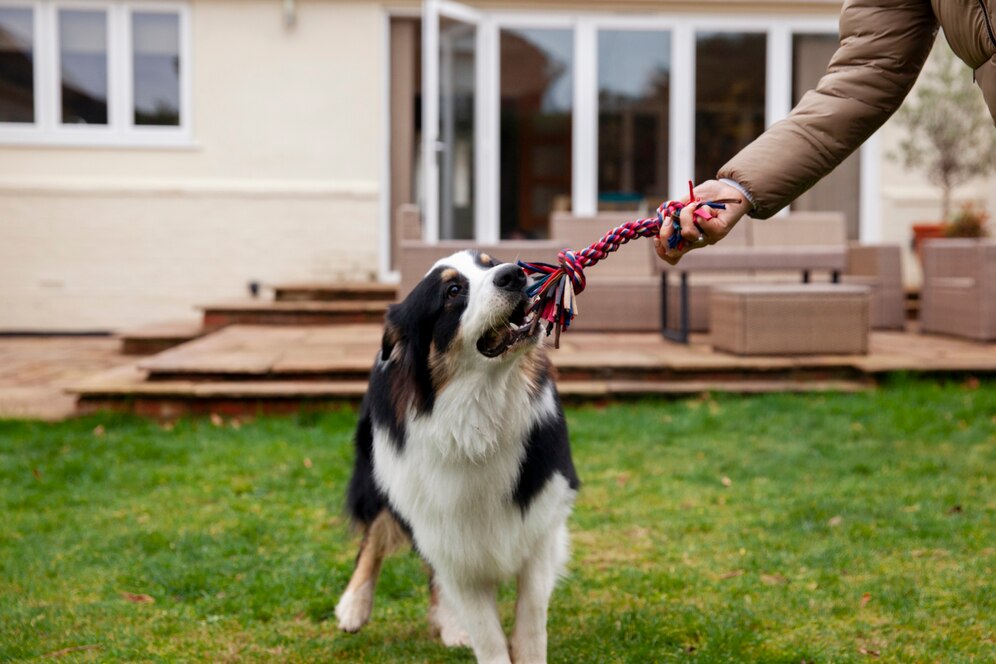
xmin=517 ymin=181 xmax=725 ymax=348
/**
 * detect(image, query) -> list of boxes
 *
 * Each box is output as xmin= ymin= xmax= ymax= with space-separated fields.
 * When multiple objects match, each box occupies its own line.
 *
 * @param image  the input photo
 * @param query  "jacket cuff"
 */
xmin=716 ymin=165 xmax=778 ymax=219
xmin=718 ymin=178 xmax=756 ymax=210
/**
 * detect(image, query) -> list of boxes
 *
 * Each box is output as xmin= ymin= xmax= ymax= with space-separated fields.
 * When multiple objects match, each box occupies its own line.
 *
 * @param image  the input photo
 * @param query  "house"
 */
xmin=1 ymin=0 xmax=994 ymax=332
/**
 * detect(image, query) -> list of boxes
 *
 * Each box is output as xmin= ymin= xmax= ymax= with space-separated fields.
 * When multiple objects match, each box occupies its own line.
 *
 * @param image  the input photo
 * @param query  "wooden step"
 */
xmin=70 ymin=324 xmax=996 ymax=418
xmin=117 ymin=320 xmax=204 ymax=355
xmin=557 ymin=379 xmax=870 ymax=398
xmin=71 ymin=365 xmax=370 ymax=417
xmin=138 ymin=325 xmax=377 ymax=381
xmin=274 ymin=282 xmax=397 ymax=303
xmin=199 ymin=300 xmax=388 ymax=330
xmin=70 ymin=365 xmax=871 ymax=418
xmin=136 ymin=325 xmax=870 ymax=384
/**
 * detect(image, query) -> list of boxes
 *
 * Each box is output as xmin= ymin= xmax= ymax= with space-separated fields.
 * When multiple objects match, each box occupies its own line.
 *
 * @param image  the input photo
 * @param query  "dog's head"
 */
xmin=376 ymin=250 xmax=542 ymax=412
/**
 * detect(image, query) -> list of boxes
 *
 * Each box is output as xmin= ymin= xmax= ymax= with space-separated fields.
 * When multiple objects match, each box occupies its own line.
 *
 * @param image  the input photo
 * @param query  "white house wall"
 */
xmin=0 ymin=0 xmax=384 ymax=331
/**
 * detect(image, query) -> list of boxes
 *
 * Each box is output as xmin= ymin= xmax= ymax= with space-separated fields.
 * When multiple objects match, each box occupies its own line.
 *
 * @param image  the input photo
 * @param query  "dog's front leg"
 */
xmin=438 ymin=577 xmax=510 ymax=664
xmin=510 ymin=525 xmax=568 ymax=664
xmin=335 ymin=510 xmax=405 ymax=632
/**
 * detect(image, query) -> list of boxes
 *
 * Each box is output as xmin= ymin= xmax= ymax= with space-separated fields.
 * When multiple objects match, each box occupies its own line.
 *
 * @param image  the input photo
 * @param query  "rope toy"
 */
xmin=517 ymin=181 xmax=725 ymax=348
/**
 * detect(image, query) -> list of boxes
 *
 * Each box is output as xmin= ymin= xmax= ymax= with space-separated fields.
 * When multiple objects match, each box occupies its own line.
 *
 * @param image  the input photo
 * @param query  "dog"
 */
xmin=334 ymin=250 xmax=579 ymax=664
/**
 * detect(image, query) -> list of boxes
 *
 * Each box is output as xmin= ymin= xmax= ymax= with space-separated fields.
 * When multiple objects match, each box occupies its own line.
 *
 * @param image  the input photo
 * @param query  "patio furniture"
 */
xmin=920 ymin=239 xmax=996 ymax=342
xmin=710 ymin=283 xmax=871 ymax=355
xmin=549 ymin=211 xmax=659 ymax=332
xmin=660 ymin=213 xmax=847 ymax=342
xmin=657 ymin=212 xmax=905 ymax=341
xmin=842 ymin=244 xmax=905 ymax=329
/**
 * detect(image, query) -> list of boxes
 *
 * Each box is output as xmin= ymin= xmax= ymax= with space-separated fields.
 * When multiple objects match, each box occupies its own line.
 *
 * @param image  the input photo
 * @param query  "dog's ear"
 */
xmin=380 ymin=273 xmax=448 ymax=417
xmin=380 ymin=317 xmax=401 ymax=363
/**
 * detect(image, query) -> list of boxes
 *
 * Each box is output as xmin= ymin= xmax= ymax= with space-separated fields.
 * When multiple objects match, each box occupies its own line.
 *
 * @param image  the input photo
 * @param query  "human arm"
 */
xmin=657 ymin=0 xmax=939 ymax=264
xmin=719 ymin=0 xmax=938 ymax=219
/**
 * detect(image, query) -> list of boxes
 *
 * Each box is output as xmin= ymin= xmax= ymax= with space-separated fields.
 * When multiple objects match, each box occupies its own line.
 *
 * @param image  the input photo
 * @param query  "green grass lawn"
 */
xmin=1 ymin=378 xmax=994 ymax=662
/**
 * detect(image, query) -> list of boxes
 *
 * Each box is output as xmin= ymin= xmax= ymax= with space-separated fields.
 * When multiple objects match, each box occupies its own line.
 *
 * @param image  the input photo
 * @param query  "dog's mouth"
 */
xmin=475 ymin=299 xmax=539 ymax=358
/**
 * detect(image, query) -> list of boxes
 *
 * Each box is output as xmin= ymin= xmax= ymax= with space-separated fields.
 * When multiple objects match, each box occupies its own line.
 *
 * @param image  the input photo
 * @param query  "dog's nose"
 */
xmin=493 ymin=264 xmax=526 ymax=292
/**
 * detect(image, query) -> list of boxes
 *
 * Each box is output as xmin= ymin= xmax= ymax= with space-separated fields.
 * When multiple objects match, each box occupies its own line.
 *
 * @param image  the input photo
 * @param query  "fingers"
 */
xmin=655 ymin=217 xmax=700 ymax=265
xmin=654 ymin=179 xmax=750 ymax=265
xmin=678 ymin=205 xmax=705 ymax=245
xmin=653 ymin=235 xmax=682 ymax=266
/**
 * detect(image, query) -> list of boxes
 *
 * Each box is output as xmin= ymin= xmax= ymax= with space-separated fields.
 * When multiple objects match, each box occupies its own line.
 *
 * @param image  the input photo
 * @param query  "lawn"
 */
xmin=0 ymin=378 xmax=993 ymax=663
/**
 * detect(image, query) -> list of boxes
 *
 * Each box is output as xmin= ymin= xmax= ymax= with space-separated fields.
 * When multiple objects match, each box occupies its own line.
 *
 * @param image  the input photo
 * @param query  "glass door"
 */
xmin=596 ymin=29 xmax=671 ymax=212
xmin=422 ymin=0 xmax=483 ymax=242
xmin=498 ymin=27 xmax=573 ymax=239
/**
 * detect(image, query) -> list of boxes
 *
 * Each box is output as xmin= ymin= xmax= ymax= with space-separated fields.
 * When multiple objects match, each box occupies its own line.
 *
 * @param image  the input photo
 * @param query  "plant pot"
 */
xmin=911 ymin=223 xmax=946 ymax=262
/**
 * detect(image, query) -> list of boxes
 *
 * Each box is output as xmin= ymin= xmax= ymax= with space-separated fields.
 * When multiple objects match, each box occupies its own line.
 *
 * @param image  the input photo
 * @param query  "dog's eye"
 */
xmin=446 ymin=284 xmax=461 ymax=299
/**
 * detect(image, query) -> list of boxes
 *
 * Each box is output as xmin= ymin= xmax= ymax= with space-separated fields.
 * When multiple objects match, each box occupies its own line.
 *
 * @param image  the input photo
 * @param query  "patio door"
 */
xmin=422 ymin=0 xmax=490 ymax=243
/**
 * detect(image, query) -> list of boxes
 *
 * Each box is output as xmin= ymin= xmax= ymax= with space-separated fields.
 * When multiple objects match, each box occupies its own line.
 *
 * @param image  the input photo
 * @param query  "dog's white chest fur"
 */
xmin=372 ymin=371 xmax=574 ymax=584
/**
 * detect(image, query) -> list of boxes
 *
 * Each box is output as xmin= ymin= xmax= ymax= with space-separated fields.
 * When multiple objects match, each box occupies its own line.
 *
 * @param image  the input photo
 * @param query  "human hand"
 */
xmin=653 ymin=179 xmax=752 ymax=265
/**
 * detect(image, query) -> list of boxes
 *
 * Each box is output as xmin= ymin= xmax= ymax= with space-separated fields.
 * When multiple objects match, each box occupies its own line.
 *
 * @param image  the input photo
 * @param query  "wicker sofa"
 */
xmin=658 ymin=212 xmax=905 ymax=334
xmin=920 ymin=239 xmax=996 ymax=341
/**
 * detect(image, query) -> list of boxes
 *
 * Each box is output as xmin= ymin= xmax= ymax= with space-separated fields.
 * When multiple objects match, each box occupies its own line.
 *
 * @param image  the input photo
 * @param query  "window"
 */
xmin=694 ymin=32 xmax=766 ymax=184
xmin=0 ymin=0 xmax=189 ymax=144
xmin=59 ymin=8 xmax=108 ymax=125
xmin=0 ymin=6 xmax=34 ymax=123
xmin=132 ymin=11 xmax=180 ymax=126
xmin=437 ymin=16 xmax=476 ymax=240
xmin=414 ymin=6 xmax=849 ymax=248
xmin=499 ymin=28 xmax=573 ymax=239
xmin=790 ymin=33 xmax=861 ymax=239
xmin=597 ymin=30 xmax=670 ymax=211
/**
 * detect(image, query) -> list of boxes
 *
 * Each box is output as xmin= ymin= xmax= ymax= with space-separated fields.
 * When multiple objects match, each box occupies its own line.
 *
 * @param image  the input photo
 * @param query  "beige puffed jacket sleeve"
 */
xmin=717 ymin=0 xmax=940 ymax=218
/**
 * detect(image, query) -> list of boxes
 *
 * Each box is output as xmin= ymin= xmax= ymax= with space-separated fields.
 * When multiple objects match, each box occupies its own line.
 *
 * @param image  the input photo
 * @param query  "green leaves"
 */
xmin=893 ymin=42 xmax=996 ymax=218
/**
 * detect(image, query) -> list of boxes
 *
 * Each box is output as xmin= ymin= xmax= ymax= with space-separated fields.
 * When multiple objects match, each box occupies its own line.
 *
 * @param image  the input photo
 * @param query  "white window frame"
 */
xmin=388 ymin=5 xmax=881 ymax=277
xmin=0 ymin=0 xmax=191 ymax=146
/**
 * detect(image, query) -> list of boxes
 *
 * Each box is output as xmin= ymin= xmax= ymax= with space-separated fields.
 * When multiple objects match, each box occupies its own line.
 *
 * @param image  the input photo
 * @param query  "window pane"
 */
xmin=438 ymin=17 xmax=475 ymax=240
xmin=499 ymin=28 xmax=572 ymax=239
xmin=0 ymin=7 xmax=34 ymax=123
xmin=694 ymin=32 xmax=766 ymax=184
xmin=133 ymin=12 xmax=180 ymax=126
xmin=59 ymin=9 xmax=108 ymax=125
xmin=597 ymin=30 xmax=670 ymax=211
xmin=793 ymin=33 xmax=861 ymax=239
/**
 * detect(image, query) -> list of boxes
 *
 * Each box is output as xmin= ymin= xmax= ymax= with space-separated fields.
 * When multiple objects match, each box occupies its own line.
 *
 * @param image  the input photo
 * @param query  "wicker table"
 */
xmin=658 ymin=246 xmax=848 ymax=343
xmin=709 ymin=283 xmax=870 ymax=356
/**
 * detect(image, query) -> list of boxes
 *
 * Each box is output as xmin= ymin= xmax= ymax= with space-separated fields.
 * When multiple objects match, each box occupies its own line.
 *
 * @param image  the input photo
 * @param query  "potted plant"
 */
xmin=944 ymin=203 xmax=990 ymax=239
xmin=891 ymin=43 xmax=996 ymax=257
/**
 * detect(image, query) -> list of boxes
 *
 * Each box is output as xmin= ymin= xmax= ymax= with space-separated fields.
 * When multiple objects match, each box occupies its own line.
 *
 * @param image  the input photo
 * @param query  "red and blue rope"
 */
xmin=517 ymin=181 xmax=725 ymax=347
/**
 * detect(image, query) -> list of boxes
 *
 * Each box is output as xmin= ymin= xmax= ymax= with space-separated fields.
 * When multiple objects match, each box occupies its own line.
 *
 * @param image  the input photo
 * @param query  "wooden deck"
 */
xmin=69 ymin=324 xmax=996 ymax=416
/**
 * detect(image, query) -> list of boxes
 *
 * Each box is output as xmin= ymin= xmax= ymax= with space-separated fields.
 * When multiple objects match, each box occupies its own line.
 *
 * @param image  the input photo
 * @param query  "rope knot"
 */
xmin=557 ymin=249 xmax=586 ymax=295
xmin=516 ymin=180 xmax=726 ymax=348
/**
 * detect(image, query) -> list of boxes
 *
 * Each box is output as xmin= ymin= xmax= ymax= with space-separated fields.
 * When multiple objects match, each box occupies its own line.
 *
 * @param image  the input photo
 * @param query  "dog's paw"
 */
xmin=335 ymin=584 xmax=373 ymax=633
xmin=429 ymin=601 xmax=471 ymax=648
xmin=439 ymin=623 xmax=472 ymax=648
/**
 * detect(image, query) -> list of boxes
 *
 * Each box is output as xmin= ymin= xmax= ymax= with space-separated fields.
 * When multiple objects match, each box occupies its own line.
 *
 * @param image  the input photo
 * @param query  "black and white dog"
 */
xmin=335 ymin=250 xmax=579 ymax=664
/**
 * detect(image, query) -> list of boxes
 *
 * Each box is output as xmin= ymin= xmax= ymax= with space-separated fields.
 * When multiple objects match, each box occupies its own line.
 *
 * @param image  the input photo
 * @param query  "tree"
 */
xmin=892 ymin=42 xmax=996 ymax=221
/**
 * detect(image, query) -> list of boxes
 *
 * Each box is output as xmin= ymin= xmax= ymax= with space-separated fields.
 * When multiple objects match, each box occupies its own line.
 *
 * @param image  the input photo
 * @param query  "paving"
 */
xmin=0 ymin=337 xmax=133 ymax=420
